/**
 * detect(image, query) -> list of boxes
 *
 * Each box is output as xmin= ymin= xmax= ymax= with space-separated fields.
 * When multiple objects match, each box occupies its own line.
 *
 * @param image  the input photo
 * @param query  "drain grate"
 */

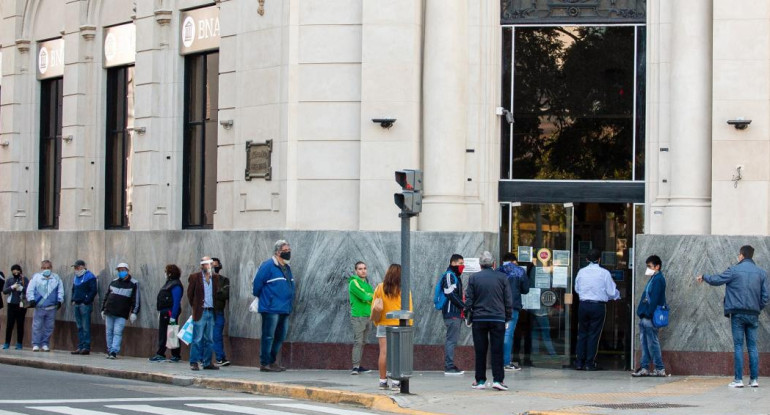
xmin=592 ymin=403 xmax=698 ymax=410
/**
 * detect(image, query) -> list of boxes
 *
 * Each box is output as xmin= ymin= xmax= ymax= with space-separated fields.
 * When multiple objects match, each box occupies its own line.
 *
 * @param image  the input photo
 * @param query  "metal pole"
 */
xmin=399 ymin=211 xmax=410 ymax=394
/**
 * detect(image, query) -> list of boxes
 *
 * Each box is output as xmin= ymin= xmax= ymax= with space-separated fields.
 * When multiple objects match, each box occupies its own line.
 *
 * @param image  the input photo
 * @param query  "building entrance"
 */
xmin=500 ymin=202 xmax=643 ymax=370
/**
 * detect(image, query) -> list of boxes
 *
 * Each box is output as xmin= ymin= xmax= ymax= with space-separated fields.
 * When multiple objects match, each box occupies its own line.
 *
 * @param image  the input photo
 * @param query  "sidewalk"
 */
xmin=0 ymin=350 xmax=767 ymax=415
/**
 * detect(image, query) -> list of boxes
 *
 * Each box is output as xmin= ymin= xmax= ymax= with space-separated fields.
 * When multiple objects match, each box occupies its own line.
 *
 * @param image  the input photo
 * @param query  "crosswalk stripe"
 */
xmin=187 ymin=403 xmax=303 ymax=415
xmin=0 ymin=398 xmax=288 ymax=405
xmin=270 ymin=403 xmax=374 ymax=415
xmin=106 ymin=405 xmax=214 ymax=415
xmin=27 ymin=407 xmax=117 ymax=415
xmin=0 ymin=410 xmax=27 ymax=415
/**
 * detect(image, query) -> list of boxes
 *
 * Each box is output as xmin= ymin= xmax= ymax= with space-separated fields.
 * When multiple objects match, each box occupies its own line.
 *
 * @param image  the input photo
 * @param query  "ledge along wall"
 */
xmin=0 ymin=230 xmax=496 ymax=369
xmin=635 ymin=235 xmax=770 ymax=376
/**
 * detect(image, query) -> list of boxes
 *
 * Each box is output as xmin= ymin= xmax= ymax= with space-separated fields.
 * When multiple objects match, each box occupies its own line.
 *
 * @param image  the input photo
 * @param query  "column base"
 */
xmin=662 ymin=199 xmax=711 ymax=235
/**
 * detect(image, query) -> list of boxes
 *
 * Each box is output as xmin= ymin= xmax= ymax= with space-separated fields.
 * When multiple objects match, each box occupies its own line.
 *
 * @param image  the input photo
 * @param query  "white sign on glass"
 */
xmin=522 ymin=288 xmax=542 ymax=310
xmin=552 ymin=266 xmax=569 ymax=288
xmin=518 ymin=246 xmax=533 ymax=262
xmin=463 ymin=258 xmax=481 ymax=273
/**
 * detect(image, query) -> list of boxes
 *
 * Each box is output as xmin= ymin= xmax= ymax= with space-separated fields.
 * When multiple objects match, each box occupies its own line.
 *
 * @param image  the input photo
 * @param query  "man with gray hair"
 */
xmin=253 ymin=240 xmax=296 ymax=372
xmin=464 ymin=251 xmax=513 ymax=391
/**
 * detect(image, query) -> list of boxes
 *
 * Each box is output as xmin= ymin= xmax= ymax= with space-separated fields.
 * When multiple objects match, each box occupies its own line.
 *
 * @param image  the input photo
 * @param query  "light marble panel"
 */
xmin=635 ymin=235 xmax=770 ymax=353
xmin=299 ymin=25 xmax=362 ymax=64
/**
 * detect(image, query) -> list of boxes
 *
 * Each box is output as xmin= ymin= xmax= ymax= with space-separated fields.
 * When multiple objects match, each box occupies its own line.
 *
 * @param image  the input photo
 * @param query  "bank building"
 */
xmin=0 ymin=0 xmax=767 ymax=376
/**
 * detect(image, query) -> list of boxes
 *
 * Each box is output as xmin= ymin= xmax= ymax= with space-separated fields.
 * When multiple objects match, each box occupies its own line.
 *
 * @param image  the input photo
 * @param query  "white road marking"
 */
xmin=0 ymin=410 xmax=27 ymax=415
xmin=0 ymin=397 xmax=288 ymax=405
xmin=27 ymin=407 xmax=117 ymax=415
xmin=106 ymin=405 xmax=213 ymax=415
xmin=270 ymin=403 xmax=374 ymax=415
xmin=187 ymin=403 xmax=303 ymax=415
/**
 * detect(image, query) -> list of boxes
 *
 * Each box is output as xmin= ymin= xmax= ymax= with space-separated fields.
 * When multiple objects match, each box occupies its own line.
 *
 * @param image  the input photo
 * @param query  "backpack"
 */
xmin=157 ymin=279 xmax=182 ymax=311
xmin=433 ymin=272 xmax=456 ymax=311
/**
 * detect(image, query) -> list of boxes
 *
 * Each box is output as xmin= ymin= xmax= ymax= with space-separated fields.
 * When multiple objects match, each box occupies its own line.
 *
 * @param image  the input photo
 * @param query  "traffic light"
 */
xmin=394 ymin=169 xmax=423 ymax=214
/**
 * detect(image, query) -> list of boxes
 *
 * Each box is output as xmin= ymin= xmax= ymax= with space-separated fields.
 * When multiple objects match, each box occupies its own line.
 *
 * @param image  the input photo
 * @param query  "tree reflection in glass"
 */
xmin=511 ymin=26 xmax=636 ymax=180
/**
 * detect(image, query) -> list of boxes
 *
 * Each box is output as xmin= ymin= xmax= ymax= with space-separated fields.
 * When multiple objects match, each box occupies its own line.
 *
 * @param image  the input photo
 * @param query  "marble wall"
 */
xmin=0 ymin=230 xmax=496 ymax=347
xmin=635 ymin=235 xmax=770 ymax=353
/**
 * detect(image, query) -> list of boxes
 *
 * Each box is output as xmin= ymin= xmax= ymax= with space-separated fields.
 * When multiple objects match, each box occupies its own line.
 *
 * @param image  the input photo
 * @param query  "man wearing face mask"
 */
xmin=211 ymin=257 xmax=231 ymax=366
xmin=632 ymin=255 xmax=667 ymax=378
xmin=439 ymin=254 xmax=466 ymax=375
xmin=253 ymin=240 xmax=295 ymax=372
xmin=26 ymin=260 xmax=64 ymax=352
xmin=70 ymin=259 xmax=98 ymax=355
xmin=101 ymin=263 xmax=140 ymax=359
xmin=188 ymin=256 xmax=220 ymax=371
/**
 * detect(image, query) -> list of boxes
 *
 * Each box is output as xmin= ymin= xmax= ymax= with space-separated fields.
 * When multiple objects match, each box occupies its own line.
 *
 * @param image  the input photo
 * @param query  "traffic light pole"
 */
xmin=399 ymin=210 xmax=411 ymax=394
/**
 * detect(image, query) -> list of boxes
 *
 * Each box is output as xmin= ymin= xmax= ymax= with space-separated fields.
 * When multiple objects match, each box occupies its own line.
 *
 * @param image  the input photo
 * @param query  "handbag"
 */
xmin=645 ymin=277 xmax=669 ymax=328
xmin=176 ymin=316 xmax=194 ymax=345
xmin=166 ymin=321 xmax=180 ymax=349
xmin=370 ymin=284 xmax=384 ymax=323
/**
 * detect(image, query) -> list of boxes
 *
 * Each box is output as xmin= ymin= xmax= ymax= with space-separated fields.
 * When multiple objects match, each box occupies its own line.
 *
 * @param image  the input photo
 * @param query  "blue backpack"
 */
xmin=433 ymin=272 xmax=456 ymax=310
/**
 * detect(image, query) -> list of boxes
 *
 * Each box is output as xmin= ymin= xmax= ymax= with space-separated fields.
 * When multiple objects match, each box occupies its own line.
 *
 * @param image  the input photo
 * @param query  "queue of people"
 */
xmin=1 ymin=242 xmax=768 ymax=391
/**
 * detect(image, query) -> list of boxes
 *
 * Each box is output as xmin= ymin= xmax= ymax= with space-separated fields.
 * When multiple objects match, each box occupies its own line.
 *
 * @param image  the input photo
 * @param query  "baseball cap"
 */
xmin=72 ymin=259 xmax=87 ymax=267
xmin=116 ymin=262 xmax=130 ymax=270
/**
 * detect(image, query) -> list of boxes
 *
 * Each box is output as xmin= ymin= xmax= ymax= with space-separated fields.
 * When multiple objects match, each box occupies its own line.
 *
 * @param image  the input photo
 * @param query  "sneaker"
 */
xmin=351 ymin=367 xmax=360 ymax=375
xmin=504 ymin=365 xmax=517 ymax=371
xmin=2 ymin=344 xmax=9 ymax=350
xmin=79 ymin=350 xmax=90 ymax=355
xmin=71 ymin=349 xmax=82 ymax=355
xmin=217 ymin=359 xmax=231 ymax=367
xmin=32 ymin=346 xmax=40 ymax=352
xmin=357 ymin=366 xmax=372 ymax=374
xmin=391 ymin=380 xmax=401 ymax=391
xmin=202 ymin=364 xmax=219 ymax=370
xmin=652 ymin=369 xmax=667 ymax=377
xmin=109 ymin=352 xmax=117 ymax=359
xmin=378 ymin=380 xmax=388 ymax=390
xmin=149 ymin=355 xmax=166 ymax=362
xmin=190 ymin=363 xmax=200 ymax=371
xmin=729 ymin=380 xmax=744 ymax=388
xmin=472 ymin=380 xmax=486 ymax=389
xmin=750 ymin=379 xmax=759 ymax=388
xmin=42 ymin=345 xmax=50 ymax=352
xmin=15 ymin=343 xmax=22 ymax=350
xmin=631 ymin=367 xmax=650 ymax=377
xmin=492 ymin=381 xmax=509 ymax=391
xmin=260 ymin=364 xmax=278 ymax=372
xmin=269 ymin=363 xmax=286 ymax=372
xmin=169 ymin=356 xmax=181 ymax=363
xmin=444 ymin=367 xmax=464 ymax=375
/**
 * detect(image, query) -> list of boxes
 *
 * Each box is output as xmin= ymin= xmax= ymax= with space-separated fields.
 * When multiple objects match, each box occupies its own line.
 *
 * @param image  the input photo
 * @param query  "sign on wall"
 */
xmin=37 ymin=38 xmax=64 ymax=80
xmin=104 ymin=23 xmax=136 ymax=68
xmin=180 ymin=5 xmax=220 ymax=55
xmin=245 ymin=140 xmax=273 ymax=181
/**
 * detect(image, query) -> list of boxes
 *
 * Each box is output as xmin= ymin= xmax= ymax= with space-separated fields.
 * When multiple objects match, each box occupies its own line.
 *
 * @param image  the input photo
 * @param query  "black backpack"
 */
xmin=156 ymin=279 xmax=182 ymax=311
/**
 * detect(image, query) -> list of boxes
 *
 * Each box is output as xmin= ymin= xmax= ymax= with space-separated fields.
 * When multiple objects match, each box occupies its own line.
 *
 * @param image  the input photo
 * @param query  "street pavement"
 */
xmin=0 ymin=350 xmax=769 ymax=415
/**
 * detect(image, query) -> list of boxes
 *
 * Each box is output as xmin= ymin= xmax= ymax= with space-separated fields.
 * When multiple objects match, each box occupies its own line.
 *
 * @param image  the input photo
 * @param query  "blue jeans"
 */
xmin=503 ymin=310 xmax=520 ymax=365
xmin=731 ymin=313 xmax=759 ymax=381
xmin=638 ymin=318 xmax=664 ymax=370
xmin=260 ymin=312 xmax=289 ymax=366
xmin=213 ymin=311 xmax=227 ymax=361
xmin=73 ymin=304 xmax=93 ymax=350
xmin=105 ymin=315 xmax=126 ymax=354
xmin=190 ymin=310 xmax=215 ymax=366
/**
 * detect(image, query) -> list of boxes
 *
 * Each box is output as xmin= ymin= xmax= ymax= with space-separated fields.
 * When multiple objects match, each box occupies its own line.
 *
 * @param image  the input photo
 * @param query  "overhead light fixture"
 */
xmin=727 ymin=119 xmax=751 ymax=130
xmin=0 ymin=141 xmax=9 ymax=147
xmin=220 ymin=119 xmax=234 ymax=129
xmin=372 ymin=118 xmax=396 ymax=129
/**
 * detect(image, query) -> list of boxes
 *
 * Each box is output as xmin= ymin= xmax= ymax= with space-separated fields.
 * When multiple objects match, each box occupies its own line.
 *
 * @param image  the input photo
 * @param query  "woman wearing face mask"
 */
xmin=149 ymin=264 xmax=184 ymax=363
xmin=101 ymin=263 xmax=141 ymax=359
xmin=26 ymin=260 xmax=65 ymax=352
xmin=3 ymin=265 xmax=29 ymax=349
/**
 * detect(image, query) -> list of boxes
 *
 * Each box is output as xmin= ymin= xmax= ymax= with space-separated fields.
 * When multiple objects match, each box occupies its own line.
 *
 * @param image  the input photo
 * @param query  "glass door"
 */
xmin=501 ymin=202 xmax=574 ymax=368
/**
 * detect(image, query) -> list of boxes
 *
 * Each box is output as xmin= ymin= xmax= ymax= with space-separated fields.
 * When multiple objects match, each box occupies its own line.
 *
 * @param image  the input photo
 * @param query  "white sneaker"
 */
xmin=729 ymin=380 xmax=744 ymax=388
xmin=32 ymin=346 xmax=40 ymax=352
xmin=390 ymin=380 xmax=401 ymax=391
xmin=492 ymin=381 xmax=509 ymax=391
xmin=42 ymin=345 xmax=50 ymax=352
xmin=472 ymin=380 xmax=486 ymax=389
xmin=750 ymin=379 xmax=759 ymax=388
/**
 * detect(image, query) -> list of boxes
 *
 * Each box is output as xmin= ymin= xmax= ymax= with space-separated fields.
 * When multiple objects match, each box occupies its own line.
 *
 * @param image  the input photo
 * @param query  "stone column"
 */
xmin=420 ymin=0 xmax=471 ymax=231
xmin=664 ymin=0 xmax=712 ymax=234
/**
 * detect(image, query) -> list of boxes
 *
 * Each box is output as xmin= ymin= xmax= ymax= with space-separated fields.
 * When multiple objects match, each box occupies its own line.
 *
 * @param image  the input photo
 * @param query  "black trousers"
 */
xmin=5 ymin=303 xmax=27 ymax=345
xmin=156 ymin=313 xmax=181 ymax=358
xmin=472 ymin=321 xmax=506 ymax=383
xmin=575 ymin=301 xmax=606 ymax=368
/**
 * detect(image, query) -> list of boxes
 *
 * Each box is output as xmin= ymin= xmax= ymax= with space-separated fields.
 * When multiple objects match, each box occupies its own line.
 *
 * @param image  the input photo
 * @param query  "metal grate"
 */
xmin=592 ymin=403 xmax=697 ymax=410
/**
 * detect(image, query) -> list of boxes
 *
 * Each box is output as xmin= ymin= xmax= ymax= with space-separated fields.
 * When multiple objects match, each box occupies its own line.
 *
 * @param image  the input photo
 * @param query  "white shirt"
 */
xmin=575 ymin=263 xmax=620 ymax=302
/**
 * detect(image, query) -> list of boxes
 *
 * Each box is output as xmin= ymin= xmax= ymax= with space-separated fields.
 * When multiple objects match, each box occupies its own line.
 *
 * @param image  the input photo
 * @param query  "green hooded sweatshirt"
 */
xmin=348 ymin=274 xmax=374 ymax=317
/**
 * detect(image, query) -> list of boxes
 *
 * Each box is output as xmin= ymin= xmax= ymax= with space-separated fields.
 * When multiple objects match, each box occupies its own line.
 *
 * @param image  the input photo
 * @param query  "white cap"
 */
xmin=116 ymin=262 xmax=129 ymax=270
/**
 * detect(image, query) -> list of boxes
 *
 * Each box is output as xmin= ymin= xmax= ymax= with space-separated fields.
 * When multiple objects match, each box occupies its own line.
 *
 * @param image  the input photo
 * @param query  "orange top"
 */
xmin=372 ymin=283 xmax=413 ymax=326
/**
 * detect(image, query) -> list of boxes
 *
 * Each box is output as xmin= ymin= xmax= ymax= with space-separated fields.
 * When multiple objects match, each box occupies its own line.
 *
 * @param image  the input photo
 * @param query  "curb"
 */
xmin=0 ymin=355 xmax=444 ymax=415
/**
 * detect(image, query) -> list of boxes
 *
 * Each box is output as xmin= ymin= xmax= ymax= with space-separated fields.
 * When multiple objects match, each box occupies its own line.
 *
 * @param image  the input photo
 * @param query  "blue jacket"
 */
xmin=439 ymin=269 xmax=465 ymax=319
xmin=252 ymin=257 xmax=295 ymax=314
xmin=636 ymin=271 xmax=666 ymax=319
xmin=704 ymin=259 xmax=770 ymax=317
xmin=497 ymin=262 xmax=529 ymax=311
xmin=27 ymin=272 xmax=64 ymax=309
xmin=71 ymin=270 xmax=98 ymax=305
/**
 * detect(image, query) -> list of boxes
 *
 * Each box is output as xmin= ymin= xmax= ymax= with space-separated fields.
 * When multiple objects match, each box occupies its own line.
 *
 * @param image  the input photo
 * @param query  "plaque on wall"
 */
xmin=37 ymin=38 xmax=64 ymax=80
xmin=180 ymin=5 xmax=220 ymax=55
xmin=245 ymin=140 xmax=272 ymax=181
xmin=104 ymin=23 xmax=136 ymax=68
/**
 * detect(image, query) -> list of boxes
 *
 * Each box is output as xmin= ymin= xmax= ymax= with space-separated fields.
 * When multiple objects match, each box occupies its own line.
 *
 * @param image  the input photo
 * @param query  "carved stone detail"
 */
xmin=258 ymin=0 xmax=265 ymax=16
xmin=501 ymin=0 xmax=645 ymax=24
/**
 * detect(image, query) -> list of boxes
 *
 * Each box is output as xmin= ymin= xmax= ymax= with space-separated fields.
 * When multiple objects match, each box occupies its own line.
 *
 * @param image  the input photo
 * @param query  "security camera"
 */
xmin=496 ymin=107 xmax=514 ymax=124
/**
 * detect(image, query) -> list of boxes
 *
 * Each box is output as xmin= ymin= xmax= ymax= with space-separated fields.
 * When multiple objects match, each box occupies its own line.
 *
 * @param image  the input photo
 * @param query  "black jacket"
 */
xmin=465 ymin=267 xmax=513 ymax=323
xmin=102 ymin=276 xmax=140 ymax=319
xmin=214 ymin=275 xmax=230 ymax=312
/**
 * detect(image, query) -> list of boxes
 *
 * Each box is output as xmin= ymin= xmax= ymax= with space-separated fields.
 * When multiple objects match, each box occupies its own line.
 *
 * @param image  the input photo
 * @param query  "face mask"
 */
xmin=41 ymin=270 xmax=51 ymax=277
xmin=214 ymin=266 xmax=222 ymax=274
xmin=279 ymin=251 xmax=291 ymax=261
xmin=12 ymin=272 xmax=20 ymax=277
xmin=75 ymin=269 xmax=86 ymax=277
xmin=645 ymin=268 xmax=655 ymax=276
xmin=118 ymin=270 xmax=128 ymax=279
xmin=451 ymin=265 xmax=464 ymax=275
